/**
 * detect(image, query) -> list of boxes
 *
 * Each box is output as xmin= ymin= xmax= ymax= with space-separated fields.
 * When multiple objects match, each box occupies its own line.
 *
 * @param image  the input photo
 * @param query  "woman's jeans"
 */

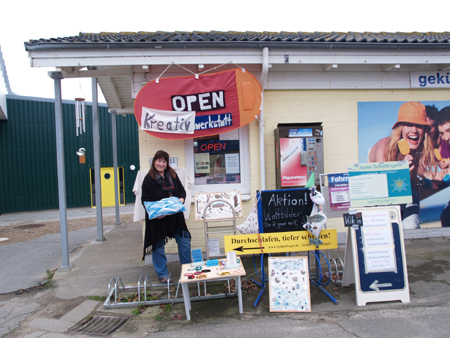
xmin=152 ymin=233 xmax=191 ymax=278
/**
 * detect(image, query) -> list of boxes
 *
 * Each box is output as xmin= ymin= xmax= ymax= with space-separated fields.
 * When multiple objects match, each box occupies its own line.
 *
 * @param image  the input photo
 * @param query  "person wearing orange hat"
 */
xmin=368 ymin=101 xmax=438 ymax=229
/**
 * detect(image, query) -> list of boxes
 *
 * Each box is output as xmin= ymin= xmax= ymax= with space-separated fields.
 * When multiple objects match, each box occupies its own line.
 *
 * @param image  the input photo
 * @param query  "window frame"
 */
xmin=184 ymin=125 xmax=250 ymax=198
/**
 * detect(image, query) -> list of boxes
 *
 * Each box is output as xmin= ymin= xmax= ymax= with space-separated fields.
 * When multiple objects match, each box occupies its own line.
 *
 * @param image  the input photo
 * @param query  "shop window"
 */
xmin=185 ymin=126 xmax=250 ymax=197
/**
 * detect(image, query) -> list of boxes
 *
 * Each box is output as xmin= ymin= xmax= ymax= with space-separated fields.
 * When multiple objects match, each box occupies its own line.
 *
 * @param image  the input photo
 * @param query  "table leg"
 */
xmin=181 ymin=283 xmax=191 ymax=320
xmin=237 ymin=276 xmax=243 ymax=314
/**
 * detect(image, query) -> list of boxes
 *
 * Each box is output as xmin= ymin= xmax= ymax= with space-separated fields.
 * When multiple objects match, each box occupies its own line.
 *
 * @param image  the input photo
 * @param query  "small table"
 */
xmin=179 ymin=258 xmax=246 ymax=320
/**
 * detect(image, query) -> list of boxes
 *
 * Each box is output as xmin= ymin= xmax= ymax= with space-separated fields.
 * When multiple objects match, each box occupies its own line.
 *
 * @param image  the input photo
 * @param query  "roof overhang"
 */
xmin=24 ymin=33 xmax=450 ymax=111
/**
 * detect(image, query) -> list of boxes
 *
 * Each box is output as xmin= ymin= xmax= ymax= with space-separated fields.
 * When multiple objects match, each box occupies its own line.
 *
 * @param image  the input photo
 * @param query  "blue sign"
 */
xmin=191 ymin=248 xmax=203 ymax=263
xmin=288 ymin=128 xmax=312 ymax=137
xmin=347 ymin=162 xmax=412 ymax=207
xmin=194 ymin=113 xmax=232 ymax=130
xmin=355 ymin=220 xmax=406 ymax=292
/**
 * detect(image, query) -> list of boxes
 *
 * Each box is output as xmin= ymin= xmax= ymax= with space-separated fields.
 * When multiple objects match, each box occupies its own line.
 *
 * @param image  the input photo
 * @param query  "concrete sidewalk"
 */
xmin=0 ymin=204 xmax=136 ymax=295
xmin=0 ymin=204 xmax=135 ymax=227
xmin=1 ymin=206 xmax=450 ymax=337
xmin=2 ymin=220 xmax=450 ymax=338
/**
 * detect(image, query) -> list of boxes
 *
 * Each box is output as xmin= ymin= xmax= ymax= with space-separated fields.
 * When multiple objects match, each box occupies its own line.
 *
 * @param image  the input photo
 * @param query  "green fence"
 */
xmin=0 ymin=96 xmax=140 ymax=213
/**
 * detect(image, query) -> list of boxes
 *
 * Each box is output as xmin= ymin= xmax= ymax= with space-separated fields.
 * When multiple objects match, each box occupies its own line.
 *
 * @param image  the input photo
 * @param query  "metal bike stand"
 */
xmin=103 ymin=274 xmax=235 ymax=309
xmin=308 ymin=250 xmax=339 ymax=304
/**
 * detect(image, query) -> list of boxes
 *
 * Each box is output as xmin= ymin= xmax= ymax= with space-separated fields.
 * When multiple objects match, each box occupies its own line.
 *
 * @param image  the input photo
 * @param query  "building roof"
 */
xmin=24 ymin=30 xmax=450 ymax=112
xmin=24 ymin=31 xmax=450 ymax=50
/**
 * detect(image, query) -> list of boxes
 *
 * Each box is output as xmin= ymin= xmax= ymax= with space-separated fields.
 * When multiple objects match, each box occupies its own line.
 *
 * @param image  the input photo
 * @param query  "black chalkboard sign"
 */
xmin=343 ymin=212 xmax=363 ymax=227
xmin=257 ymin=188 xmax=313 ymax=233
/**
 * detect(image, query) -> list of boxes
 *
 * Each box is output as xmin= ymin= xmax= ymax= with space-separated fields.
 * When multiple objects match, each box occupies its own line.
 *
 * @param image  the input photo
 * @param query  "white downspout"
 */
xmin=259 ymin=47 xmax=269 ymax=190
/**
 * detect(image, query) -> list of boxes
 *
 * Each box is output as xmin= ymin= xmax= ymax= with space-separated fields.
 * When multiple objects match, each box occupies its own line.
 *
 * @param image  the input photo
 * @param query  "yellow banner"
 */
xmin=224 ymin=230 xmax=338 ymax=255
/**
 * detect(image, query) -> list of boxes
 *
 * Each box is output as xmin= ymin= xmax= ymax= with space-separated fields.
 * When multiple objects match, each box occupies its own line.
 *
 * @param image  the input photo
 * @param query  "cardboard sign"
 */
xmin=134 ymin=68 xmax=262 ymax=140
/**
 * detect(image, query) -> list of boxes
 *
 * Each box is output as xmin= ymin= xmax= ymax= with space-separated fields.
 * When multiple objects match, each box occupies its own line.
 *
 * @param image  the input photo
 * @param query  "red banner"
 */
xmin=134 ymin=68 xmax=262 ymax=140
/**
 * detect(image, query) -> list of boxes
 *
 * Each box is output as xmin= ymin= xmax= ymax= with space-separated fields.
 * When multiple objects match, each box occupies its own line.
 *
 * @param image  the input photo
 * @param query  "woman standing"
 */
xmin=142 ymin=150 xmax=191 ymax=283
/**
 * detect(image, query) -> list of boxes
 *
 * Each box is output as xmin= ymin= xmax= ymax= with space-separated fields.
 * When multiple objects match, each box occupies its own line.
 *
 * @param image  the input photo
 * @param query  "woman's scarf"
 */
xmin=156 ymin=170 xmax=176 ymax=196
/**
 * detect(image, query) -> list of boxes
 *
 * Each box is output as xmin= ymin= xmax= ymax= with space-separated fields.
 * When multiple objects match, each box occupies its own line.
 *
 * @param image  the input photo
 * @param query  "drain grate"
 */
xmin=67 ymin=314 xmax=130 ymax=336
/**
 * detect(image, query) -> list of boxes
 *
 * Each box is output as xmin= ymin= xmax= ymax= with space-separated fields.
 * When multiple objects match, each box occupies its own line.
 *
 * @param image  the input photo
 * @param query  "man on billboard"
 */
xmin=434 ymin=107 xmax=450 ymax=226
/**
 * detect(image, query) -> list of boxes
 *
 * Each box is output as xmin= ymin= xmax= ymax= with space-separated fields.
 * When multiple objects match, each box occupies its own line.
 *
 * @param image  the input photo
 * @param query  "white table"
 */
xmin=179 ymin=259 xmax=246 ymax=320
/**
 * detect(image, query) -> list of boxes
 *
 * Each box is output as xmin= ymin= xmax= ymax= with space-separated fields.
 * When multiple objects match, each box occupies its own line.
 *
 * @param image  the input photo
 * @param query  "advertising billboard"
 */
xmin=358 ymin=101 xmax=450 ymax=229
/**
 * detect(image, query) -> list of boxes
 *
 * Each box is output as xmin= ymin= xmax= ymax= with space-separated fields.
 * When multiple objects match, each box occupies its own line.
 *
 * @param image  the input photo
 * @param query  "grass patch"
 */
xmin=132 ymin=304 xmax=147 ymax=315
xmin=88 ymin=295 xmax=107 ymax=302
xmin=43 ymin=269 xmax=56 ymax=288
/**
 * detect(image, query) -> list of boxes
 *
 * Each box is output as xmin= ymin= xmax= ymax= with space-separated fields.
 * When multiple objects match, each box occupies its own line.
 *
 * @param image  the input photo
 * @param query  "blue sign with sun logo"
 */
xmin=390 ymin=177 xmax=410 ymax=194
xmin=347 ymin=162 xmax=412 ymax=207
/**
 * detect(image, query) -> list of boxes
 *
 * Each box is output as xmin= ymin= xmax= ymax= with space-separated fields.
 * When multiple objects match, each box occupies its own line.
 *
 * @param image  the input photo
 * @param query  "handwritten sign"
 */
xmin=361 ymin=210 xmax=397 ymax=273
xmin=207 ymin=238 xmax=221 ymax=257
xmin=343 ymin=212 xmax=363 ymax=227
xmin=257 ymin=188 xmax=313 ymax=233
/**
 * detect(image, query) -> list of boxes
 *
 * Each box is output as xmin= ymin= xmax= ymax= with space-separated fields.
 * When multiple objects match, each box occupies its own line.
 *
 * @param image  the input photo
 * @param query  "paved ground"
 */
xmin=0 ymin=204 xmax=135 ymax=226
xmin=1 ymin=206 xmax=450 ymax=337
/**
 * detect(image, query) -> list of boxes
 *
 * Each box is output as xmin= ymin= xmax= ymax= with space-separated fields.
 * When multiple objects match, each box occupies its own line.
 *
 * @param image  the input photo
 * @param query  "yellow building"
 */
xmin=25 ymin=31 xmax=450 ymax=255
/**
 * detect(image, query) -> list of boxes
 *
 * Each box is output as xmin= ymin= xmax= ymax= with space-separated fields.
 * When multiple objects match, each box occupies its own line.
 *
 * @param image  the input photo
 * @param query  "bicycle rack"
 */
xmin=103 ymin=274 xmax=235 ymax=309
xmin=326 ymin=257 xmax=344 ymax=286
xmin=308 ymin=250 xmax=345 ymax=304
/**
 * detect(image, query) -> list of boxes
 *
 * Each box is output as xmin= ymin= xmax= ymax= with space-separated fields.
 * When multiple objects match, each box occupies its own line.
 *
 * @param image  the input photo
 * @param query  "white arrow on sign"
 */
xmin=369 ymin=280 xmax=393 ymax=291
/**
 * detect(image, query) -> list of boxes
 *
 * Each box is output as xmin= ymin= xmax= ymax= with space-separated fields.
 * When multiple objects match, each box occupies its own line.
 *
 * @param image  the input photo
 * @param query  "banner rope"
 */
xmin=155 ymin=62 xmax=246 ymax=81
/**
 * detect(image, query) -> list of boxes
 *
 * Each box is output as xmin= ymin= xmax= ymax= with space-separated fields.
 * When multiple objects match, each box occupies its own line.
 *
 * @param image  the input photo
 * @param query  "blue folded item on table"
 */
xmin=144 ymin=197 xmax=186 ymax=220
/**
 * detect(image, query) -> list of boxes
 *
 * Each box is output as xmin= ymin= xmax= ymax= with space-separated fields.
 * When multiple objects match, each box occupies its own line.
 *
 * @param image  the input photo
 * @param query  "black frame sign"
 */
xmin=257 ymin=188 xmax=313 ymax=233
xmin=343 ymin=212 xmax=363 ymax=227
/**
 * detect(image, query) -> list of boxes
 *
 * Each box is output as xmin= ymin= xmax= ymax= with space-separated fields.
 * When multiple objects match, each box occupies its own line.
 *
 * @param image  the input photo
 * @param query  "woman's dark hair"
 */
xmin=149 ymin=150 xmax=176 ymax=179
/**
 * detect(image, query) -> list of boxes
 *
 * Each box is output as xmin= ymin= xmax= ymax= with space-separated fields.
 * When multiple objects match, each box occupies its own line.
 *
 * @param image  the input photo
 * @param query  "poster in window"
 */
xmin=225 ymin=153 xmax=240 ymax=174
xmin=194 ymin=153 xmax=210 ymax=174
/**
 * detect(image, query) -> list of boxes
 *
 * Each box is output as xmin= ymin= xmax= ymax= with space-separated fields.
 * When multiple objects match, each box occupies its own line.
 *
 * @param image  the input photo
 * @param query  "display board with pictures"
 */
xmin=268 ymin=257 xmax=311 ymax=312
xmin=194 ymin=191 xmax=242 ymax=221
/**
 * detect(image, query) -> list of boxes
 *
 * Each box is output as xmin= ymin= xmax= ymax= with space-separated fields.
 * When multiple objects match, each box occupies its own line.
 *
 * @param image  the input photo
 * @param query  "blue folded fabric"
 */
xmin=144 ymin=197 xmax=186 ymax=220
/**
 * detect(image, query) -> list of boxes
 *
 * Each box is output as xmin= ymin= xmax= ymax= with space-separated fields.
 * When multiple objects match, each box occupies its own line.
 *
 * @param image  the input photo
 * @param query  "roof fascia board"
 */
xmin=30 ymin=54 xmax=264 ymax=68
xmin=29 ymin=47 xmax=450 ymax=58
xmin=29 ymin=49 xmax=450 ymax=68
xmin=24 ymin=41 xmax=450 ymax=52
